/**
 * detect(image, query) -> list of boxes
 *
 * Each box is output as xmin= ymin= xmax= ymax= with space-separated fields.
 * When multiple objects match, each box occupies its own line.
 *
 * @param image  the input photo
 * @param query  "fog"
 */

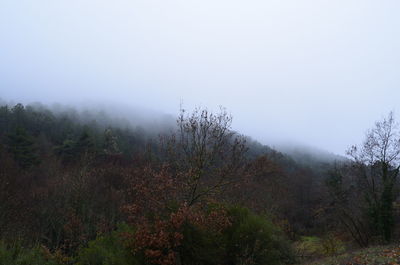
xmin=1 ymin=0 xmax=400 ymax=155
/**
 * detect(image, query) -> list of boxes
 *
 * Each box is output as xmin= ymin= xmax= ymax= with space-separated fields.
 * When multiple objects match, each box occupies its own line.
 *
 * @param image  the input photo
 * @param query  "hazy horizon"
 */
xmin=1 ymin=0 xmax=400 ymax=155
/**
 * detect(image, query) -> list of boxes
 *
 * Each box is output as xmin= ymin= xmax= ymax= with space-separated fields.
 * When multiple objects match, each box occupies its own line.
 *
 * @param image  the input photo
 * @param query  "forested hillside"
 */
xmin=1 ymin=102 xmax=400 ymax=265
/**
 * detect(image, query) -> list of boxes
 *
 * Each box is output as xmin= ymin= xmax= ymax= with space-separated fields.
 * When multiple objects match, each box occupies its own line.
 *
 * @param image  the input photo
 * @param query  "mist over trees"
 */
xmin=0 ymin=101 xmax=399 ymax=265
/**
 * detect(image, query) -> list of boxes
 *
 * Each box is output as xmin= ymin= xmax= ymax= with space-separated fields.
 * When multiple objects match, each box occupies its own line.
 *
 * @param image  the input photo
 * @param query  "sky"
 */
xmin=1 ymin=0 xmax=400 ymax=155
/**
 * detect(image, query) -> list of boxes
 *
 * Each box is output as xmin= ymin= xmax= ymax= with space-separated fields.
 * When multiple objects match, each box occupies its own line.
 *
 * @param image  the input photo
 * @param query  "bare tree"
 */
xmin=162 ymin=106 xmax=248 ymax=206
xmin=347 ymin=111 xmax=400 ymax=242
xmin=325 ymin=164 xmax=372 ymax=247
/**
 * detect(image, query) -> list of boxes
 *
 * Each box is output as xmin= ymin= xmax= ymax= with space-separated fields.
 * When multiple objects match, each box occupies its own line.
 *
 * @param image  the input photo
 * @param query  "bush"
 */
xmin=320 ymin=234 xmax=345 ymax=256
xmin=127 ymin=205 xmax=294 ymax=265
xmin=178 ymin=221 xmax=226 ymax=265
xmin=75 ymin=223 xmax=138 ymax=265
xmin=0 ymin=241 xmax=61 ymax=265
xmin=223 ymin=206 xmax=295 ymax=265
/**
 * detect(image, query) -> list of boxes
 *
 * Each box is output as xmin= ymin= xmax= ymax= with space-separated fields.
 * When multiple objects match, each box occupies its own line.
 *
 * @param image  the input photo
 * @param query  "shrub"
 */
xmin=75 ymin=224 xmax=138 ymax=265
xmin=0 ymin=241 xmax=61 ymax=265
xmin=320 ymin=234 xmax=345 ymax=256
xmin=223 ymin=206 xmax=295 ymax=265
xmin=127 ymin=204 xmax=294 ymax=265
xmin=178 ymin=221 xmax=226 ymax=265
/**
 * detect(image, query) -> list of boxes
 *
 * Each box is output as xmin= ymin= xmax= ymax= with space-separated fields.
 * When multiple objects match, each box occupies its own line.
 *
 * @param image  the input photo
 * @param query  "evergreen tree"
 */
xmin=76 ymin=130 xmax=95 ymax=157
xmin=54 ymin=138 xmax=77 ymax=163
xmin=7 ymin=127 xmax=40 ymax=169
xmin=103 ymin=128 xmax=120 ymax=155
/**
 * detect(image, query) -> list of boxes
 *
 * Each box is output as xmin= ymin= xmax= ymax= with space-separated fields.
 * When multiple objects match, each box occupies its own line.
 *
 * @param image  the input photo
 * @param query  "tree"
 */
xmin=0 ymin=105 xmax=11 ymax=134
xmin=55 ymin=139 xmax=77 ymax=163
xmin=76 ymin=130 xmax=95 ymax=156
xmin=7 ymin=127 xmax=40 ymax=169
xmin=347 ymin=111 xmax=400 ymax=242
xmin=162 ymin=106 xmax=248 ymax=206
xmin=55 ymin=129 xmax=95 ymax=164
xmin=103 ymin=128 xmax=120 ymax=155
xmin=325 ymin=164 xmax=371 ymax=247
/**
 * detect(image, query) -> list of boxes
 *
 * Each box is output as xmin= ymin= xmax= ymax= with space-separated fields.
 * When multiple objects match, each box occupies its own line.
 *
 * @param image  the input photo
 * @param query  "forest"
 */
xmin=1 ymin=102 xmax=400 ymax=265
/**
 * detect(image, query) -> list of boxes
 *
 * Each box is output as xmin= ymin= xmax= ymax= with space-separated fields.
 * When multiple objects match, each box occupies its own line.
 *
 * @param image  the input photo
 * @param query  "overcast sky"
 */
xmin=1 ymin=0 xmax=400 ymax=155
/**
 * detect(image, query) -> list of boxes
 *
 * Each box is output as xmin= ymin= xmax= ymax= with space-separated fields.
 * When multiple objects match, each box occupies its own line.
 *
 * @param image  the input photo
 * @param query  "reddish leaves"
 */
xmin=125 ymin=200 xmax=230 ymax=265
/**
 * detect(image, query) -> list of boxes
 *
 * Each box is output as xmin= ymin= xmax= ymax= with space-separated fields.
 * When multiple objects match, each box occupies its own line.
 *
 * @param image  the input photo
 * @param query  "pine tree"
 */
xmin=7 ymin=127 xmax=40 ymax=169
xmin=76 ymin=130 xmax=94 ymax=156
xmin=55 ymin=138 xmax=77 ymax=163
xmin=103 ymin=128 xmax=120 ymax=155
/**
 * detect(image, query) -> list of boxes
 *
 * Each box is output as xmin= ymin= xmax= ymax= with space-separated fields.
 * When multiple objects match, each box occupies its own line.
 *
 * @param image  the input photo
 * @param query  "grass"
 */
xmin=306 ymin=244 xmax=400 ymax=265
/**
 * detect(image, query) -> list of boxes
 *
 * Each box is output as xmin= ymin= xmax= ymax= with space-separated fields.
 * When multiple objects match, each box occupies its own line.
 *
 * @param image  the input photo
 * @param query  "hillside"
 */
xmin=1 ymin=102 xmax=399 ymax=265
